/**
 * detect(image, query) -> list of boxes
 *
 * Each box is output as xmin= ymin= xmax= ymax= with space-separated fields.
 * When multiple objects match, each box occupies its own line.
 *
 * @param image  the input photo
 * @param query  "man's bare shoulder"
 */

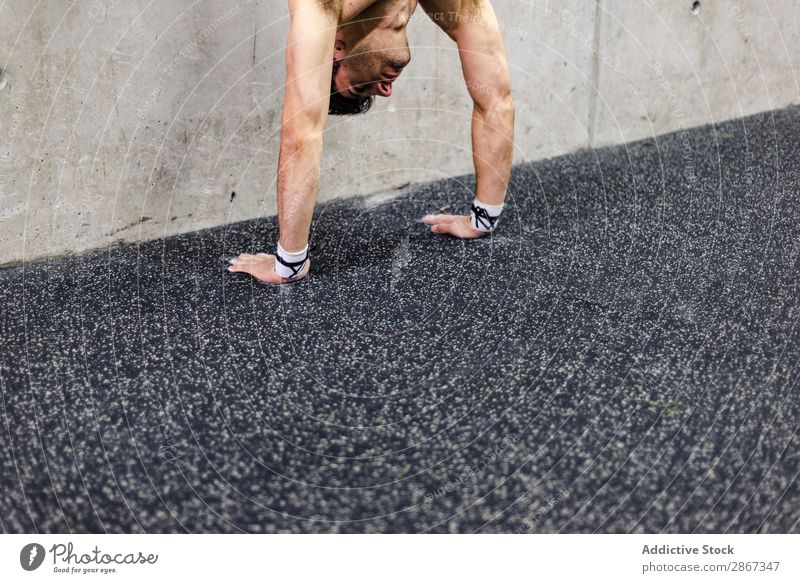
xmin=418 ymin=0 xmax=485 ymax=33
xmin=418 ymin=0 xmax=483 ymax=14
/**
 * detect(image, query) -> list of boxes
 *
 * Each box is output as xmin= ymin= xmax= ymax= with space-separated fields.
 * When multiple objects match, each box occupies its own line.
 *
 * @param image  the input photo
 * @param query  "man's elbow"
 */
xmin=280 ymin=118 xmax=324 ymax=154
xmin=474 ymin=90 xmax=515 ymax=122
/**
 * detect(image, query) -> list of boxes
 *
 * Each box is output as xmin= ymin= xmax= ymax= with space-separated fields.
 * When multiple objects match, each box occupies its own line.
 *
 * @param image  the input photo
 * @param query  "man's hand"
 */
xmin=227 ymin=253 xmax=310 ymax=284
xmin=422 ymin=214 xmax=488 ymax=239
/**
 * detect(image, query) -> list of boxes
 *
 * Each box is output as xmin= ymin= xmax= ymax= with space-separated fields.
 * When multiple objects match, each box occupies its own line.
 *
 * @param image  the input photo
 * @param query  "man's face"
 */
xmin=333 ymin=32 xmax=411 ymax=99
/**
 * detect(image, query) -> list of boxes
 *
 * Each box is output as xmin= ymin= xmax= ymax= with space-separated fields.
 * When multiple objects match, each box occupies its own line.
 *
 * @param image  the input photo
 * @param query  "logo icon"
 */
xmin=20 ymin=543 xmax=46 ymax=571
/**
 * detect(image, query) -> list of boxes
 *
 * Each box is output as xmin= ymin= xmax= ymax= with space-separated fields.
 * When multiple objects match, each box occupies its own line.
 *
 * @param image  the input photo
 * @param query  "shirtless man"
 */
xmin=228 ymin=0 xmax=514 ymax=284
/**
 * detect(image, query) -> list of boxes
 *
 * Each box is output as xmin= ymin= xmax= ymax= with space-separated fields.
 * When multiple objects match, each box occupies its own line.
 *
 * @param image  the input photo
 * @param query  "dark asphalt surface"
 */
xmin=1 ymin=106 xmax=799 ymax=533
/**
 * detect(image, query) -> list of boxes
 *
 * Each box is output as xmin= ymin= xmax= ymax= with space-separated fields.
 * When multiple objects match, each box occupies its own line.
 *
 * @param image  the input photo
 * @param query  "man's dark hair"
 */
xmin=329 ymin=61 xmax=374 ymax=116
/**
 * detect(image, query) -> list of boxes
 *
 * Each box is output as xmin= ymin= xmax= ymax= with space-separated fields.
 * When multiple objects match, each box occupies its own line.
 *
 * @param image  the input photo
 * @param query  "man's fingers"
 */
xmin=228 ymin=253 xmax=255 ymax=264
xmin=228 ymin=255 xmax=251 ymax=265
xmin=228 ymin=258 xmax=258 ymax=271
xmin=422 ymin=214 xmax=456 ymax=225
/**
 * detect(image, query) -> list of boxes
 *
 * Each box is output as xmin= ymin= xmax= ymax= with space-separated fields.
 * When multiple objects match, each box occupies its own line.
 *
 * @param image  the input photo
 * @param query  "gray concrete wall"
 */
xmin=1 ymin=0 xmax=798 ymax=266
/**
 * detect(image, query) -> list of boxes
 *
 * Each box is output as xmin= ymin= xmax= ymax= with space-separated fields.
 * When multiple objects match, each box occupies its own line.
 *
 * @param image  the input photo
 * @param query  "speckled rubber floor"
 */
xmin=1 ymin=106 xmax=798 ymax=533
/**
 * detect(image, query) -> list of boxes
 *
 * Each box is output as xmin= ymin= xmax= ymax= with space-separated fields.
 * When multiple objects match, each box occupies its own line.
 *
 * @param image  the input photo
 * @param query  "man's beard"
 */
xmin=341 ymin=39 xmax=381 ymax=73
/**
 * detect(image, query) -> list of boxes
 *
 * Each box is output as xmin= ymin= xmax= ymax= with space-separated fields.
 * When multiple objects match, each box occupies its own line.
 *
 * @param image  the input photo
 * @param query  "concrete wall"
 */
xmin=1 ymin=0 xmax=798 ymax=265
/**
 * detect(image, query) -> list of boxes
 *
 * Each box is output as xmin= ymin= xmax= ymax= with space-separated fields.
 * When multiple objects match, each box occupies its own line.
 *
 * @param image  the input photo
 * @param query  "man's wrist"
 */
xmin=470 ymin=198 xmax=504 ymax=232
xmin=274 ymin=241 xmax=309 ymax=279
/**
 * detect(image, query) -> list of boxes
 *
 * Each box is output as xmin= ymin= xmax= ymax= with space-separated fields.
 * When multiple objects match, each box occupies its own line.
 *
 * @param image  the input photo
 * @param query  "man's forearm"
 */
xmin=471 ymin=96 xmax=515 ymax=207
xmin=277 ymin=128 xmax=323 ymax=252
xmin=276 ymin=0 xmax=338 ymax=254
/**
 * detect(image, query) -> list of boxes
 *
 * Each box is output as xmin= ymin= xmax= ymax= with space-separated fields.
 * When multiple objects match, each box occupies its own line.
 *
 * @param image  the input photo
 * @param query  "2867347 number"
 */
xmin=730 ymin=561 xmax=780 ymax=572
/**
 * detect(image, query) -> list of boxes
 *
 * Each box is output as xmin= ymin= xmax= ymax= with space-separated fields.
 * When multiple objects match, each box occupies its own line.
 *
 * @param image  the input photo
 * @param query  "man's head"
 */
xmin=329 ymin=27 xmax=411 ymax=116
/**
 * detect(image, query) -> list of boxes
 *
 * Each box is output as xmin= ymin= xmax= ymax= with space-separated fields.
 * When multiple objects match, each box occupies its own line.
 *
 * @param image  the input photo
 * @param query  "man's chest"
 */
xmin=340 ymin=0 xmax=418 ymax=26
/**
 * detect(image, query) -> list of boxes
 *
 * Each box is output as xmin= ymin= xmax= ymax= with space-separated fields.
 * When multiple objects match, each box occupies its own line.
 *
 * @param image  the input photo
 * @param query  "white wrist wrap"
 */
xmin=470 ymin=199 xmax=504 ymax=232
xmin=274 ymin=242 xmax=309 ymax=279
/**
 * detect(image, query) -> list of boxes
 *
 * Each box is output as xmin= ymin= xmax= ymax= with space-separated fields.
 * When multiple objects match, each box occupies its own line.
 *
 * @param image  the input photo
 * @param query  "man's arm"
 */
xmin=229 ymin=0 xmax=339 ymax=283
xmin=279 ymin=0 xmax=383 ymax=252
xmin=420 ymin=0 xmax=515 ymax=237
xmin=278 ymin=0 xmax=339 ymax=252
